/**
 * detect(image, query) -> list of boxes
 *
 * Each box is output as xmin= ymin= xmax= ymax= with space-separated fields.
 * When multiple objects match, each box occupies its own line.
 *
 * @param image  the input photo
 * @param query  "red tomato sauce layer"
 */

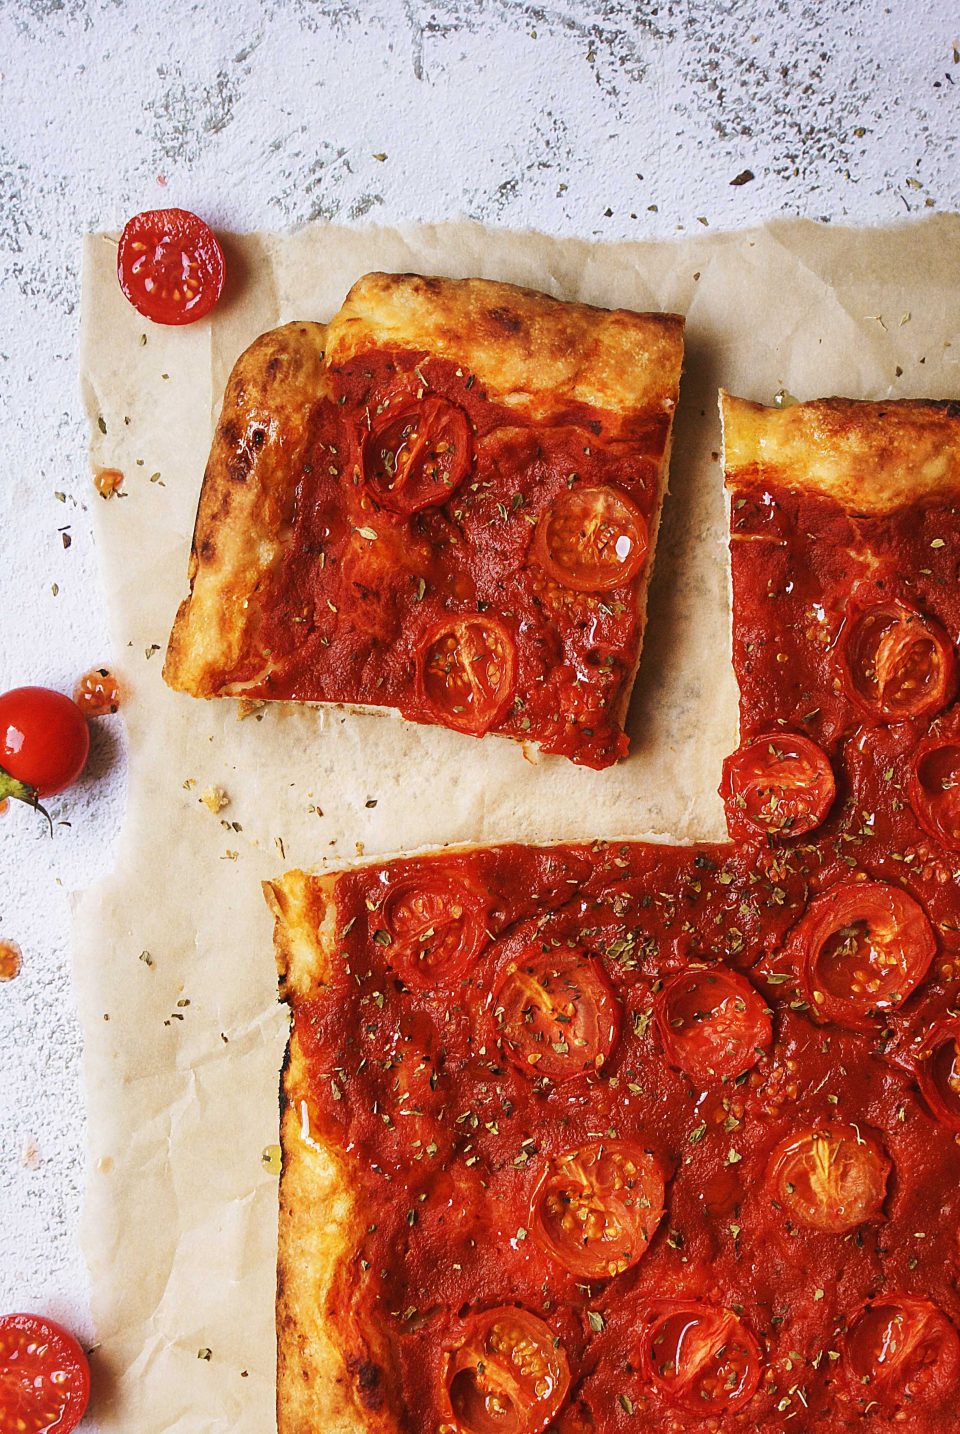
xmin=230 ymin=348 xmax=670 ymax=767
xmin=290 ymin=833 xmax=960 ymax=1433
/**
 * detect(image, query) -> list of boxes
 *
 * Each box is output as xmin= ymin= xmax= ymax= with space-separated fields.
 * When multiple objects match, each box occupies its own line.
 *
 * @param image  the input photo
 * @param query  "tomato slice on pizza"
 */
xmin=909 ymin=722 xmax=960 ymax=852
xmin=639 ymin=1301 xmax=762 ymax=1413
xmin=494 ymin=946 xmax=621 ymax=1081
xmin=840 ymin=599 xmax=956 ymax=724
xmin=361 ymin=395 xmax=473 ymax=514
xmin=843 ymin=1296 xmax=960 ymax=1414
xmin=655 ymin=966 xmax=771 ymax=1083
xmin=416 ymin=615 xmax=518 ymax=736
xmin=765 ymin=1123 xmax=890 ymax=1232
xmin=720 ymin=730 xmax=835 ymax=839
xmin=532 ymin=485 xmax=648 ymax=594
xmin=530 ymin=1138 xmax=665 ymax=1278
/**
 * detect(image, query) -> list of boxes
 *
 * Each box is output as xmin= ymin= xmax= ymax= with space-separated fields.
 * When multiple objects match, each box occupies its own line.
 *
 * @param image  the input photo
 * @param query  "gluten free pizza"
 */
xmin=164 ymin=273 xmax=684 ymax=768
xmin=266 ymin=392 xmax=960 ymax=1433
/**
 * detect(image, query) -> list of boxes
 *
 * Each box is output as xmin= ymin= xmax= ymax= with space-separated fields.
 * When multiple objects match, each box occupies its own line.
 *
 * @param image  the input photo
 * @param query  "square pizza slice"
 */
xmin=265 ymin=834 xmax=960 ymax=1434
xmin=165 ymin=274 xmax=684 ymax=767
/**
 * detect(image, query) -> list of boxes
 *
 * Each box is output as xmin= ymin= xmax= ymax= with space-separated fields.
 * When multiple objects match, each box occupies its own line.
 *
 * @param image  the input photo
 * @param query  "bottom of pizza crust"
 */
xmin=265 ymin=832 xmax=960 ymax=1434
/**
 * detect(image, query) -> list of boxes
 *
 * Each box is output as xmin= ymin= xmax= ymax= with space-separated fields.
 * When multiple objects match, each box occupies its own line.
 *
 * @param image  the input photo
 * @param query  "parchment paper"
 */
xmin=75 ymin=215 xmax=960 ymax=1431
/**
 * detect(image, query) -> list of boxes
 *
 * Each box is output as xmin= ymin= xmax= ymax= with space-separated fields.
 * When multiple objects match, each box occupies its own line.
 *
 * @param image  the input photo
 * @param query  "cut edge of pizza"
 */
xmin=165 ymin=273 xmax=684 ymax=767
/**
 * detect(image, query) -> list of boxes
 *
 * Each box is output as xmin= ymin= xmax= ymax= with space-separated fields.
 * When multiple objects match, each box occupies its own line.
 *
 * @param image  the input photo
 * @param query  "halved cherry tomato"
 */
xmin=909 ymin=729 xmax=960 ymax=852
xmin=654 ymin=966 xmax=771 ymax=1083
xmin=117 ymin=208 xmax=225 ymax=325
xmin=0 ymin=1313 xmax=91 ymax=1433
xmin=494 ymin=947 xmax=620 ymax=1081
xmin=840 ymin=599 xmax=956 ymax=723
xmin=532 ymin=486 xmax=648 ymax=594
xmin=531 ymin=1138 xmax=665 ymax=1278
xmin=720 ymin=731 xmax=835 ymax=838
xmin=916 ymin=1019 xmax=960 ymax=1131
xmin=844 ymin=1296 xmax=960 ymax=1412
xmin=443 ymin=1305 xmax=570 ymax=1434
xmin=361 ymin=396 xmax=472 ymax=514
xmin=640 ymin=1301 xmax=762 ymax=1414
xmin=381 ymin=874 xmax=487 ymax=988
xmin=766 ymin=1123 xmax=890 ymax=1232
xmin=797 ymin=881 xmax=936 ymax=1030
xmin=416 ymin=615 xmax=517 ymax=736
xmin=0 ymin=687 xmax=90 ymax=801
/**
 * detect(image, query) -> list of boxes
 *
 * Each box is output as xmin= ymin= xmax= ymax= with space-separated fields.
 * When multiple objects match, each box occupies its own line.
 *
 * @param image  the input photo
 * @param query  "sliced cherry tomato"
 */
xmin=494 ymin=947 xmax=620 ymax=1081
xmin=381 ymin=874 xmax=487 ymax=988
xmin=531 ymin=1138 xmax=665 ymax=1278
xmin=909 ymin=729 xmax=960 ymax=852
xmin=917 ymin=1019 xmax=960 ymax=1131
xmin=361 ymin=396 xmax=472 ymax=514
xmin=654 ymin=966 xmax=771 ymax=1084
xmin=840 ymin=599 xmax=956 ymax=723
xmin=0 ymin=687 xmax=90 ymax=810
xmin=117 ymin=208 xmax=225 ymax=326
xmin=532 ymin=486 xmax=648 ymax=594
xmin=416 ymin=616 xmax=517 ymax=736
xmin=640 ymin=1301 xmax=762 ymax=1414
xmin=844 ymin=1296 xmax=960 ymax=1412
xmin=0 ymin=1313 xmax=91 ymax=1434
xmin=720 ymin=731 xmax=835 ymax=838
xmin=797 ymin=881 xmax=936 ymax=1030
xmin=766 ymin=1123 xmax=890 ymax=1232
xmin=443 ymin=1305 xmax=570 ymax=1434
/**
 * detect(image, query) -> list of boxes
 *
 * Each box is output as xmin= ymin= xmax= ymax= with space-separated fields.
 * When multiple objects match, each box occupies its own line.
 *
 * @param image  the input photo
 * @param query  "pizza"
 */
xmin=164 ymin=273 xmax=684 ymax=768
xmin=264 ymin=390 xmax=960 ymax=1434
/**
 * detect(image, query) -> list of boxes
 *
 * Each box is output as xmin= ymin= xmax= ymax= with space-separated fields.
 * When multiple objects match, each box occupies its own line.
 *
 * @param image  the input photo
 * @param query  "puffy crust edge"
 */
xmin=720 ymin=390 xmax=960 ymax=514
xmin=326 ymin=271 xmax=684 ymax=424
xmin=164 ymin=321 xmax=329 ymax=696
xmin=266 ymin=870 xmax=401 ymax=1434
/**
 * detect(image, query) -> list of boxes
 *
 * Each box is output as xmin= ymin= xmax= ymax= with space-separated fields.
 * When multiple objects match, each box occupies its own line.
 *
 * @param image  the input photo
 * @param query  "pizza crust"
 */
xmin=720 ymin=390 xmax=960 ymax=512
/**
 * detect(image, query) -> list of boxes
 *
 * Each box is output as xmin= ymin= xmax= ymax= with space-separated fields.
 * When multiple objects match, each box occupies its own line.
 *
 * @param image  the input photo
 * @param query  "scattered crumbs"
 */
xmin=161 ymin=373 xmax=170 ymax=381
xmin=139 ymin=333 xmax=148 ymax=346
xmin=261 ymin=1144 xmax=282 ymax=1175
xmin=145 ymin=644 xmax=161 ymax=659
xmin=97 ymin=415 xmax=107 ymax=435
xmin=696 ymin=215 xmax=709 ymax=226
xmin=0 ymin=939 xmax=23 ymax=982
xmin=899 ymin=312 xmax=912 ymax=326
xmin=365 ymin=797 xmax=378 ymax=809
xmin=54 ymin=491 xmax=66 ymax=503
xmin=182 ymin=778 xmax=197 ymax=790
xmin=372 ymin=152 xmax=387 ymax=162
xmin=222 ymin=850 xmax=239 ymax=861
xmin=61 ymin=531 xmax=72 ymax=550
xmin=237 ymin=698 xmax=266 ymax=721
xmin=730 ymin=169 xmax=755 ymax=186
xmin=149 ymin=472 xmax=165 ymax=486
xmin=895 ymin=365 xmax=904 ymax=378
xmin=773 ymin=389 xmax=798 ymax=409
xmin=240 ymin=1370 xmax=248 ymax=1379
xmin=200 ymin=785 xmax=230 ymax=814
xmin=275 ymin=836 xmax=286 ymax=859
xmin=197 ymin=1348 xmax=212 ymax=1361
xmin=355 ymin=841 xmax=366 ymax=856
xmin=21 ymin=1137 xmax=40 ymax=1170
xmin=139 ymin=950 xmax=154 ymax=968
xmin=51 ymin=583 xmax=59 ymax=597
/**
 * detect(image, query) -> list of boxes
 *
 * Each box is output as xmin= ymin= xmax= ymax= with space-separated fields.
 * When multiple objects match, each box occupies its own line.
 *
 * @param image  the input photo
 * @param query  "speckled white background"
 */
xmin=0 ymin=0 xmax=957 ymax=1422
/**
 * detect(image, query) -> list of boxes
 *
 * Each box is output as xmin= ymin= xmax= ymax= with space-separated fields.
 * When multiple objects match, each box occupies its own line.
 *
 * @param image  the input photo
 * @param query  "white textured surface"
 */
xmin=0 ymin=0 xmax=957 ymax=1420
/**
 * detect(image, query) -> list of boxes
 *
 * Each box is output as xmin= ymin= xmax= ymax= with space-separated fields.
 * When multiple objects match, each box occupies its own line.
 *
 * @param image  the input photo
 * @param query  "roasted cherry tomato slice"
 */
xmin=416 ymin=616 xmax=517 ymax=736
xmin=720 ymin=731 xmax=835 ymax=838
xmin=797 ymin=881 xmax=936 ymax=1030
xmin=844 ymin=1296 xmax=960 ymax=1412
xmin=840 ymin=600 xmax=956 ymax=723
xmin=532 ymin=486 xmax=648 ymax=594
xmin=640 ymin=1301 xmax=762 ymax=1414
xmin=766 ymin=1123 xmax=890 ymax=1232
xmin=362 ymin=396 xmax=472 ymax=514
xmin=0 ymin=1313 xmax=91 ymax=1434
xmin=909 ymin=730 xmax=960 ymax=852
xmin=654 ymin=966 xmax=771 ymax=1084
xmin=917 ymin=1018 xmax=960 ymax=1131
xmin=444 ymin=1305 xmax=570 ymax=1434
xmin=0 ymin=686 xmax=90 ymax=797
xmin=117 ymin=208 xmax=225 ymax=325
xmin=494 ymin=947 xmax=620 ymax=1082
xmin=381 ymin=874 xmax=487 ymax=989
xmin=531 ymin=1138 xmax=665 ymax=1279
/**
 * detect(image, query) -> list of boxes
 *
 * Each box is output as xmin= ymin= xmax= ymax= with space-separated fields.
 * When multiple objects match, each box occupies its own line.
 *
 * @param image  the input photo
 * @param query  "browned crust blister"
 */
xmin=721 ymin=391 xmax=960 ymax=512
xmin=164 ymin=273 xmax=684 ymax=729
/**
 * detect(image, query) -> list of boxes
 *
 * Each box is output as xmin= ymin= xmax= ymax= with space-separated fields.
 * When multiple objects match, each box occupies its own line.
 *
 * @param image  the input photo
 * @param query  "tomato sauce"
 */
xmin=228 ymin=348 xmax=670 ymax=768
xmin=287 ymin=475 xmax=960 ymax=1431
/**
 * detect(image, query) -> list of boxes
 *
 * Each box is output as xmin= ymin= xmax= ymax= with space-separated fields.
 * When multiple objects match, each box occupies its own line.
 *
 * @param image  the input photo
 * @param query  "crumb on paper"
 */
xmin=197 ymin=1348 xmax=212 ymax=1361
xmin=355 ymin=841 xmax=365 ymax=856
xmin=139 ymin=950 xmax=154 ymax=968
xmin=21 ymin=1137 xmax=40 ymax=1170
xmin=236 ymin=698 xmax=266 ymax=721
xmin=200 ymin=785 xmax=230 ymax=813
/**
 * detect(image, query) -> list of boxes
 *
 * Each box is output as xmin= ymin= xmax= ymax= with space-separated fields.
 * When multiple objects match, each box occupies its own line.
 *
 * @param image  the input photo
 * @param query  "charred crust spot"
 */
xmin=219 ymin=419 xmax=241 ymax=449
xmin=488 ymin=305 xmax=523 ymax=333
xmin=347 ymin=1357 xmax=384 ymax=1410
xmin=199 ymin=538 xmax=215 ymax=560
xmin=251 ymin=428 xmax=267 ymax=449
xmin=266 ymin=356 xmax=282 ymax=378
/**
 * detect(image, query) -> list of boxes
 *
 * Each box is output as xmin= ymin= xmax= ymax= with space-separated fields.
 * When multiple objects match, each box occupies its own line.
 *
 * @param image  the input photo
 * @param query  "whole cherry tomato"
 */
xmin=0 ymin=687 xmax=90 ymax=809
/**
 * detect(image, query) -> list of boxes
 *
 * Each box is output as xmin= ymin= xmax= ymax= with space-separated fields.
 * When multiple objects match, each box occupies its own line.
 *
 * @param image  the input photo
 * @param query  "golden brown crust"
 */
xmin=720 ymin=391 xmax=960 ymax=513
xmin=327 ymin=272 xmax=683 ymax=426
xmin=164 ymin=322 xmax=328 ymax=696
xmin=267 ymin=872 xmax=401 ymax=1434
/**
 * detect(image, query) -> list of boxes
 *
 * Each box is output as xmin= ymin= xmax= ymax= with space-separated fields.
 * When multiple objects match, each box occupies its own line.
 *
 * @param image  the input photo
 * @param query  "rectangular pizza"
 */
xmin=164 ymin=273 xmax=684 ymax=768
xmin=264 ymin=391 xmax=960 ymax=1434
